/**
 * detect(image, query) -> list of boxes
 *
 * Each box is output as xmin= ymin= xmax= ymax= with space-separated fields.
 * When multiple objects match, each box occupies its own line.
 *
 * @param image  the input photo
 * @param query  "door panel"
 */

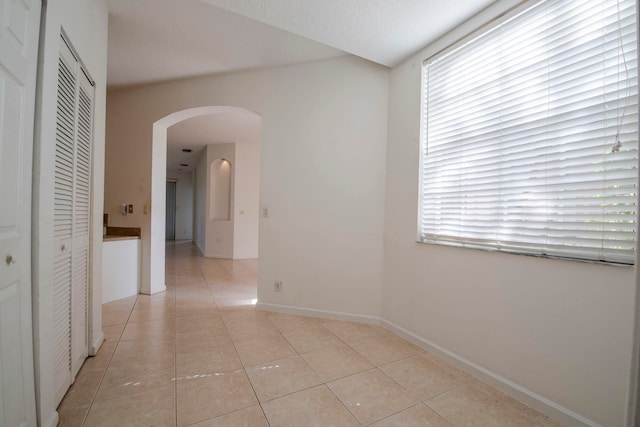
xmin=52 ymin=245 xmax=71 ymax=404
xmin=0 ymin=283 xmax=27 ymax=427
xmin=0 ymin=0 xmax=40 ymax=425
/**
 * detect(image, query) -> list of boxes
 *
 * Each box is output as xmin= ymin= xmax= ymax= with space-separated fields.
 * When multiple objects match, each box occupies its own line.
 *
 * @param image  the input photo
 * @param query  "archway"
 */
xmin=144 ymin=106 xmax=261 ymax=295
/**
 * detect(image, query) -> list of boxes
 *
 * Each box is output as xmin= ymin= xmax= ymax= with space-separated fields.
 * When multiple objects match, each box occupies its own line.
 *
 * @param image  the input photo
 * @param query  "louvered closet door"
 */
xmin=53 ymin=37 xmax=77 ymax=405
xmin=53 ymin=36 xmax=93 ymax=406
xmin=71 ymin=71 xmax=92 ymax=377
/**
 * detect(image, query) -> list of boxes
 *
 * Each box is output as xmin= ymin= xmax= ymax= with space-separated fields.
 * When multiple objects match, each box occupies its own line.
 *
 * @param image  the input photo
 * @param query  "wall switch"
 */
xmin=274 ymin=281 xmax=282 ymax=292
xmin=262 ymin=207 xmax=270 ymax=217
xmin=127 ymin=204 xmax=134 ymax=214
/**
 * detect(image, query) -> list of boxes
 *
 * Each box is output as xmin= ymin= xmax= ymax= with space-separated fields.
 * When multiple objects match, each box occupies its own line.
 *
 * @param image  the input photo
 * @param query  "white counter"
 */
xmin=102 ymin=237 xmax=141 ymax=303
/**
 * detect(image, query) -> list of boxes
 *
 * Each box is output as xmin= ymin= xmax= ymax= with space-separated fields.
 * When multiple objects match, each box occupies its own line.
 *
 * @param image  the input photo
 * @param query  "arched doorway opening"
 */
xmin=144 ymin=106 xmax=261 ymax=295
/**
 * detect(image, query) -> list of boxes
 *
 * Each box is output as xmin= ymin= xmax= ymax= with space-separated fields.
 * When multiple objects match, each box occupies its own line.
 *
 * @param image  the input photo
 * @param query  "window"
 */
xmin=419 ymin=0 xmax=638 ymax=264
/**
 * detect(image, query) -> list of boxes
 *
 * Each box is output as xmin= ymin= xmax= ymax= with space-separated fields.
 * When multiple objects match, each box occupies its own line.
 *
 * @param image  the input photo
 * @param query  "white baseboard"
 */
xmin=381 ymin=318 xmax=600 ymax=427
xmin=140 ymin=285 xmax=166 ymax=296
xmin=256 ymin=302 xmax=382 ymax=324
xmin=90 ymin=330 xmax=105 ymax=356
xmin=257 ymin=301 xmax=600 ymax=427
xmin=43 ymin=411 xmax=59 ymax=427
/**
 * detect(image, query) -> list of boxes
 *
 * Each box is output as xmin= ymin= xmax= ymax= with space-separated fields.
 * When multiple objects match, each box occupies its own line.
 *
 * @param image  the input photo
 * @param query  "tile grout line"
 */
xmin=257 ymin=314 xmax=368 ymax=424
xmin=79 ymin=296 xmax=137 ymax=426
xmin=363 ymin=402 xmax=424 ymax=426
xmin=200 ymin=256 xmax=272 ymax=426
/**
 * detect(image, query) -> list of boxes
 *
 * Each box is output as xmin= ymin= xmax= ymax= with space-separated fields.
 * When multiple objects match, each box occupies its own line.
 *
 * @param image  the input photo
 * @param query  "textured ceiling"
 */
xmin=106 ymin=0 xmax=346 ymax=87
xmin=107 ymin=0 xmax=497 ymax=87
xmin=199 ymin=0 xmax=497 ymax=67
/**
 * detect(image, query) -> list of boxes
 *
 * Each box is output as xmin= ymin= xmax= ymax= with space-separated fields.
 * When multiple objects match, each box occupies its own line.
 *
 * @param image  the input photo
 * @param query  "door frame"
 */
xmin=166 ymin=179 xmax=177 ymax=240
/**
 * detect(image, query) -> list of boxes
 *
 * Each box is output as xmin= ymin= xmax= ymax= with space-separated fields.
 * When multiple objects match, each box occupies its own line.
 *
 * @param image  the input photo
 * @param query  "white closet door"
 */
xmin=53 ymin=35 xmax=94 ymax=405
xmin=53 ymin=36 xmax=77 ymax=405
xmin=0 ymin=0 xmax=40 ymax=425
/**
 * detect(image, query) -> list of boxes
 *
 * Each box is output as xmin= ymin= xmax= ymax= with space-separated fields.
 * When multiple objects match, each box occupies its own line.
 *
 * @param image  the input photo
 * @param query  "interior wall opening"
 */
xmin=146 ymin=106 xmax=261 ymax=295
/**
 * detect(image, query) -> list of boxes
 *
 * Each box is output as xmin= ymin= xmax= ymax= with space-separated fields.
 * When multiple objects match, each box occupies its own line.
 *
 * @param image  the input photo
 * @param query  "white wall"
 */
xmin=167 ymin=170 xmax=194 ymax=240
xmin=233 ymin=142 xmax=260 ymax=259
xmin=205 ymin=144 xmax=235 ymax=258
xmin=190 ymin=142 xmax=259 ymax=259
xmin=33 ymin=0 xmax=108 ymax=425
xmin=382 ymin=1 xmax=636 ymax=426
xmin=104 ymin=56 xmax=389 ymax=317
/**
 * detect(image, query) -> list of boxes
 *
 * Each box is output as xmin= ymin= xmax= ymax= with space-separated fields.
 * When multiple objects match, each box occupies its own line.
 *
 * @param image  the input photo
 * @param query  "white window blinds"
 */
xmin=420 ymin=0 xmax=638 ymax=264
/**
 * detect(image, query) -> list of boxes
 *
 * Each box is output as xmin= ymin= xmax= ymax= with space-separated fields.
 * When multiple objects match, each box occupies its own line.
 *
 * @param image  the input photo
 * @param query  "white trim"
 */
xmin=382 ymin=318 xmax=601 ymax=427
xmin=256 ymin=302 xmax=382 ymax=325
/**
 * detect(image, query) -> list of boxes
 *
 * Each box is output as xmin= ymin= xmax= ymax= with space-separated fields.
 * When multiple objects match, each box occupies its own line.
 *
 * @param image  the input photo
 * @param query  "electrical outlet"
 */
xmin=274 ymin=280 xmax=282 ymax=292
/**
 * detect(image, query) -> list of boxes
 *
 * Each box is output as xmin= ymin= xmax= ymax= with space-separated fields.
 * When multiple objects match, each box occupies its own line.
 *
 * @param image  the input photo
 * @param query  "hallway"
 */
xmin=57 ymin=241 xmax=563 ymax=426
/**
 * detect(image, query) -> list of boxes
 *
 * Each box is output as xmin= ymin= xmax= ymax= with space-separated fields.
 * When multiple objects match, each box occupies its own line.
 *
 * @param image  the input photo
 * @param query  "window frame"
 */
xmin=417 ymin=0 xmax=639 ymax=265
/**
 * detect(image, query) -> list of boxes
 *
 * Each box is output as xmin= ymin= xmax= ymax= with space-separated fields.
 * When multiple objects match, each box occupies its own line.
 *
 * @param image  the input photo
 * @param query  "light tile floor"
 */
xmin=58 ymin=241 xmax=565 ymax=426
